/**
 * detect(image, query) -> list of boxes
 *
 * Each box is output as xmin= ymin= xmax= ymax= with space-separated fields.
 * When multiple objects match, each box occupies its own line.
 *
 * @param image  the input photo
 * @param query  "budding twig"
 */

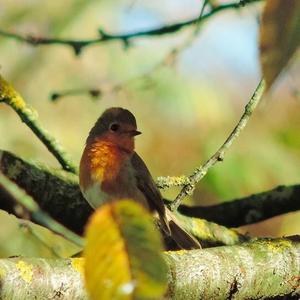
xmin=0 ymin=75 xmax=77 ymax=173
xmin=0 ymin=0 xmax=262 ymax=55
xmin=169 ymin=79 xmax=265 ymax=211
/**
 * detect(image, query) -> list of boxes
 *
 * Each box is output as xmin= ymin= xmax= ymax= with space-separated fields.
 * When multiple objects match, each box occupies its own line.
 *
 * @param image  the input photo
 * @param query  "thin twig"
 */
xmin=50 ymin=88 xmax=102 ymax=102
xmin=194 ymin=0 xmax=210 ymax=34
xmin=50 ymin=0 xmax=212 ymax=102
xmin=49 ymin=0 xmax=261 ymax=101
xmin=49 ymin=45 xmax=189 ymax=101
xmin=0 ymin=75 xmax=77 ymax=173
xmin=0 ymin=0 xmax=262 ymax=55
xmin=0 ymin=172 xmax=84 ymax=247
xmin=156 ymin=176 xmax=191 ymax=189
xmin=18 ymin=221 xmax=62 ymax=257
xmin=169 ymin=79 xmax=265 ymax=211
xmin=50 ymin=46 xmax=183 ymax=100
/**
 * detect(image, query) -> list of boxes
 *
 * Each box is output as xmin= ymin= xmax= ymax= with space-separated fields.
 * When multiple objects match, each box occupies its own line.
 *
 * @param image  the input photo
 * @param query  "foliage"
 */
xmin=0 ymin=0 xmax=299 ymax=298
xmin=84 ymin=200 xmax=167 ymax=300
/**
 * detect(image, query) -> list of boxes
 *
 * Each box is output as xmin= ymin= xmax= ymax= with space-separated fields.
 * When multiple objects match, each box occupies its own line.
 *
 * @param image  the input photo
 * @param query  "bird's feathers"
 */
xmin=132 ymin=153 xmax=201 ymax=249
xmin=81 ymin=107 xmax=201 ymax=250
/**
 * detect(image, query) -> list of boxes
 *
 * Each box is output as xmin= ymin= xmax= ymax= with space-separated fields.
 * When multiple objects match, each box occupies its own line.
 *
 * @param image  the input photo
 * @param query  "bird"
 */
xmin=79 ymin=107 xmax=201 ymax=249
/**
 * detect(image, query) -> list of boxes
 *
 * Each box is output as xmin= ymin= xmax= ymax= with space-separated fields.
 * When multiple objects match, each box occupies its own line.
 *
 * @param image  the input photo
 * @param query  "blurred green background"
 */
xmin=0 ymin=0 xmax=299 ymax=257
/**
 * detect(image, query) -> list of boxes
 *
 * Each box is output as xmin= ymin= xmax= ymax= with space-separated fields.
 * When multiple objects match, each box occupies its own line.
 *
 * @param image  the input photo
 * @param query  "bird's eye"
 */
xmin=110 ymin=123 xmax=120 ymax=132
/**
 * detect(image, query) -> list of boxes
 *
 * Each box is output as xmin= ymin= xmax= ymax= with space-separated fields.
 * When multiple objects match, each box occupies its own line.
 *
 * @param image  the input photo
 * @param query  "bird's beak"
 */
xmin=130 ymin=130 xmax=142 ymax=136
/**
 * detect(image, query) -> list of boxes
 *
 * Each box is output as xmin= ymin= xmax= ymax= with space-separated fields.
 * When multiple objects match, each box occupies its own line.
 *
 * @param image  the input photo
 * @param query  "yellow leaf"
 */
xmin=260 ymin=0 xmax=300 ymax=89
xmin=84 ymin=199 xmax=167 ymax=300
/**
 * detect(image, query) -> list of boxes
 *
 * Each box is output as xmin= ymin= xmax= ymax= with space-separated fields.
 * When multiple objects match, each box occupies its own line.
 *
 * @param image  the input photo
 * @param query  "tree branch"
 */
xmin=0 ymin=75 xmax=77 ymax=173
xmin=0 ymin=150 xmax=90 ymax=235
xmin=165 ymin=236 xmax=300 ymax=299
xmin=174 ymin=212 xmax=248 ymax=247
xmin=0 ymin=0 xmax=262 ymax=55
xmin=1 ymin=149 xmax=299 ymax=232
xmin=0 ymin=172 xmax=83 ymax=247
xmin=0 ymin=257 xmax=87 ymax=299
xmin=178 ymin=184 xmax=300 ymax=227
xmin=49 ymin=0 xmax=210 ymax=104
xmin=49 ymin=38 xmax=195 ymax=101
xmin=0 ymin=237 xmax=299 ymax=299
xmin=1 ymin=149 xmax=300 ymax=247
xmin=0 ymin=150 xmax=245 ymax=247
xmin=170 ymin=79 xmax=265 ymax=211
xmin=157 ymin=175 xmax=191 ymax=189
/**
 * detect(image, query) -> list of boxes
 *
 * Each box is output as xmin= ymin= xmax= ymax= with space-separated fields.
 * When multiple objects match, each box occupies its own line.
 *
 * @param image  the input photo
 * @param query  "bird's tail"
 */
xmin=165 ymin=209 xmax=201 ymax=250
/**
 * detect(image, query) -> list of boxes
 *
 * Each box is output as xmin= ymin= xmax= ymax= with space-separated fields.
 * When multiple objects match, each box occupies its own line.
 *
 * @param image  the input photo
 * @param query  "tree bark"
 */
xmin=0 ymin=237 xmax=299 ymax=300
xmin=179 ymin=184 xmax=300 ymax=227
xmin=0 ymin=150 xmax=92 ymax=235
xmin=0 ymin=150 xmax=245 ymax=247
xmin=1 ymin=149 xmax=300 ymax=232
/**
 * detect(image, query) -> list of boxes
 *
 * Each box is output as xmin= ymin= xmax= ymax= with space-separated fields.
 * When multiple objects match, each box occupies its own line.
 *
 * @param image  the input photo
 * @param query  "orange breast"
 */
xmin=79 ymin=140 xmax=124 ymax=192
xmin=80 ymin=140 xmax=150 ymax=210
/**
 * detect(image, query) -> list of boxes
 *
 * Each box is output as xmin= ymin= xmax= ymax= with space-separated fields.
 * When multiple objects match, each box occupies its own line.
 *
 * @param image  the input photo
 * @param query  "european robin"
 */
xmin=79 ymin=107 xmax=200 ymax=249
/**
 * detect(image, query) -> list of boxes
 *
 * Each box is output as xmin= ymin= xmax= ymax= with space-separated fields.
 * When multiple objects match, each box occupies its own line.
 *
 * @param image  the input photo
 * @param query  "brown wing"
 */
xmin=131 ymin=152 xmax=170 ymax=233
xmin=131 ymin=152 xmax=201 ymax=249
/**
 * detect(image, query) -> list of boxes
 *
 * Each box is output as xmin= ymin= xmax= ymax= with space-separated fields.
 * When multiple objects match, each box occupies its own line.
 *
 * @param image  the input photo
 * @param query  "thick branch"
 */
xmin=0 ymin=258 xmax=87 ymax=299
xmin=0 ymin=150 xmax=90 ymax=235
xmin=0 ymin=172 xmax=83 ymax=247
xmin=165 ymin=236 xmax=300 ymax=299
xmin=0 ymin=237 xmax=299 ymax=299
xmin=0 ymin=75 xmax=77 ymax=173
xmin=1 ymin=149 xmax=300 ymax=233
xmin=170 ymin=79 xmax=265 ymax=211
xmin=0 ymin=150 xmax=244 ymax=246
xmin=174 ymin=212 xmax=248 ymax=247
xmin=0 ymin=0 xmax=262 ymax=55
xmin=178 ymin=184 xmax=300 ymax=227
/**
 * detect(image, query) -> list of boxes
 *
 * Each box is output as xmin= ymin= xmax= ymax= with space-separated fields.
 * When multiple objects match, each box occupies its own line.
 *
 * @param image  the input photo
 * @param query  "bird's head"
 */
xmin=87 ymin=107 xmax=141 ymax=153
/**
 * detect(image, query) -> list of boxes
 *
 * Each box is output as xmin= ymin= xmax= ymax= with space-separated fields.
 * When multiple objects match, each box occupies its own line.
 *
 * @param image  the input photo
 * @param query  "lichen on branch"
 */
xmin=0 ymin=237 xmax=299 ymax=299
xmin=170 ymin=79 xmax=265 ymax=211
xmin=0 ymin=75 xmax=77 ymax=173
xmin=0 ymin=149 xmax=244 ymax=247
